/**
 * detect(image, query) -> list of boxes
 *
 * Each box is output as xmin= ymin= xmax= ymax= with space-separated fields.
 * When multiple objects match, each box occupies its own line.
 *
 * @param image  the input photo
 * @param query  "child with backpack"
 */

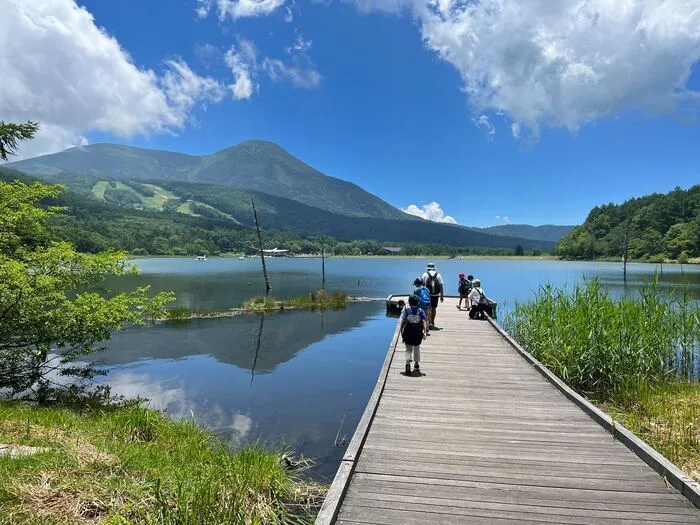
xmin=399 ymin=294 xmax=428 ymax=376
xmin=457 ymin=273 xmax=472 ymax=309
xmin=412 ymin=277 xmax=432 ymax=330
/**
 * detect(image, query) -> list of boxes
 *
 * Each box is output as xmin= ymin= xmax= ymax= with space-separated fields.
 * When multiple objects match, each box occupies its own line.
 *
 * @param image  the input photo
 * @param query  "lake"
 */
xmin=96 ymin=257 xmax=700 ymax=481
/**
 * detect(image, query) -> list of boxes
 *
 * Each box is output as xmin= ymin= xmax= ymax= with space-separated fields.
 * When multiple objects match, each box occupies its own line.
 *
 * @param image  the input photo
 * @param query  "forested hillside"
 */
xmin=557 ymin=185 xmax=699 ymax=260
xmin=0 ymin=168 xmax=552 ymax=256
xmin=480 ymin=224 xmax=575 ymax=243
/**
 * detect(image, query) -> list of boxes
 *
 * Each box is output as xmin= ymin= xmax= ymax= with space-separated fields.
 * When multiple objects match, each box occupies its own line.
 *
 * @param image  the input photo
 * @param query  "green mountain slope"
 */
xmin=0 ymin=167 xmax=555 ymax=255
xmin=26 ymin=170 xmax=555 ymax=251
xmin=557 ymin=185 xmax=700 ymax=259
xmin=479 ymin=224 xmax=575 ymax=243
xmin=8 ymin=141 xmax=409 ymax=220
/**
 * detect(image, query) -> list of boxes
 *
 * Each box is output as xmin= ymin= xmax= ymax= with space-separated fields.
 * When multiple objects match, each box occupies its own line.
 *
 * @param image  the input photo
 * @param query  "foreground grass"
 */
xmin=505 ymin=279 xmax=700 ymax=481
xmin=242 ymin=291 xmax=348 ymax=312
xmin=0 ymin=402 xmax=324 ymax=524
xmin=601 ymin=382 xmax=700 ymax=481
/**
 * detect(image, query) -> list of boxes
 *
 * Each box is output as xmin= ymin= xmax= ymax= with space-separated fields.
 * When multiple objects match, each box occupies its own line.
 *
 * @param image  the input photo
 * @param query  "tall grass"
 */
xmin=0 ymin=402 xmax=324 ymax=524
xmin=504 ymin=278 xmax=699 ymax=401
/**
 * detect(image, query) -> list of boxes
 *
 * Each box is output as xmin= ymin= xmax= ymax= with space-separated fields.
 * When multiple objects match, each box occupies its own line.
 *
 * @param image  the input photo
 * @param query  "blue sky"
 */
xmin=3 ymin=1 xmax=699 ymax=227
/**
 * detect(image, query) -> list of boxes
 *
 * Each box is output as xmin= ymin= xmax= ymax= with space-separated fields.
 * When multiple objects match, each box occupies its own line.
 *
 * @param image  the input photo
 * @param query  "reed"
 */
xmin=504 ymin=278 xmax=699 ymax=401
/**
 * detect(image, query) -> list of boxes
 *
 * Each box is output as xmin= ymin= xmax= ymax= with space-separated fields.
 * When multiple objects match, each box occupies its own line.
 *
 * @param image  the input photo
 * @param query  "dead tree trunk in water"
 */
xmin=622 ymin=222 xmax=630 ymax=283
xmin=250 ymin=314 xmax=265 ymax=385
xmin=321 ymin=234 xmax=326 ymax=289
xmin=252 ymin=196 xmax=271 ymax=296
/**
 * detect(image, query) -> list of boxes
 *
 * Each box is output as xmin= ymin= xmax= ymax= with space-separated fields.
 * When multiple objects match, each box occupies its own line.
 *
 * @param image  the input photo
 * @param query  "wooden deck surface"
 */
xmin=317 ymin=297 xmax=700 ymax=524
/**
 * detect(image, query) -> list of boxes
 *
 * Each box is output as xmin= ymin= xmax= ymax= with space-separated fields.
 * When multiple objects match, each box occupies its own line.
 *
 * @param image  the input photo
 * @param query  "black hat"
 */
xmin=413 ymin=277 xmax=423 ymax=286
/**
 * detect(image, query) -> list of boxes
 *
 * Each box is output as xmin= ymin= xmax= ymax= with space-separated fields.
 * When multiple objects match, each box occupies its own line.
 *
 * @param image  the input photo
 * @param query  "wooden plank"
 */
xmin=351 ymin=472 xmax=692 ymax=506
xmin=347 ymin=478 xmax=699 ymax=513
xmin=340 ymin=496 xmax=698 ymax=524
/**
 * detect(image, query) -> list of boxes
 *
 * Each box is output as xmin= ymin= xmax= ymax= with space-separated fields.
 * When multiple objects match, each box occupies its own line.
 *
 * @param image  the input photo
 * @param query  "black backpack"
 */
xmin=426 ymin=272 xmax=441 ymax=295
xmin=402 ymin=307 xmax=424 ymax=346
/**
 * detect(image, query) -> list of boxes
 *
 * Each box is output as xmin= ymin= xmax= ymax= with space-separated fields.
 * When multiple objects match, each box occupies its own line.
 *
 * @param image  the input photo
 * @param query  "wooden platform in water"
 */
xmin=317 ymin=297 xmax=700 ymax=524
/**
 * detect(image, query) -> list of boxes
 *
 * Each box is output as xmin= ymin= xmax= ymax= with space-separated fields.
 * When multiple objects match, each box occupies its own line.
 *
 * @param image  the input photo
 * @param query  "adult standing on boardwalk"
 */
xmin=422 ymin=263 xmax=444 ymax=328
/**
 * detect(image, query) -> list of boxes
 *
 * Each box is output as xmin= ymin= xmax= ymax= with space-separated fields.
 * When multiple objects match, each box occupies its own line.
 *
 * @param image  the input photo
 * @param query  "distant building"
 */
xmin=381 ymin=247 xmax=402 ymax=255
xmin=262 ymin=248 xmax=290 ymax=257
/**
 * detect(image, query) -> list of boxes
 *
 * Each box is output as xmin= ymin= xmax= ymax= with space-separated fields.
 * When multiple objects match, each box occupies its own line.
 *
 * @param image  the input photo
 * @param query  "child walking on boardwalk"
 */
xmin=399 ymin=294 xmax=428 ymax=376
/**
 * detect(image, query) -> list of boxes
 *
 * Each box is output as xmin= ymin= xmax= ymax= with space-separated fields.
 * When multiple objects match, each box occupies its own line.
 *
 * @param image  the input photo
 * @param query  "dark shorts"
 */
xmin=430 ymin=295 xmax=440 ymax=309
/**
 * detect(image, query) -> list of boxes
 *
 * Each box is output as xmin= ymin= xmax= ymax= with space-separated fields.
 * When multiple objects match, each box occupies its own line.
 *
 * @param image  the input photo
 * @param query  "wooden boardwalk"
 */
xmin=317 ymin=297 xmax=700 ymax=524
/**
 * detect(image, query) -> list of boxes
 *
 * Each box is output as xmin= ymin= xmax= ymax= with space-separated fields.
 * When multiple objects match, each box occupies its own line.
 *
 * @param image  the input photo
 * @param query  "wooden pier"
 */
xmin=317 ymin=297 xmax=700 ymax=524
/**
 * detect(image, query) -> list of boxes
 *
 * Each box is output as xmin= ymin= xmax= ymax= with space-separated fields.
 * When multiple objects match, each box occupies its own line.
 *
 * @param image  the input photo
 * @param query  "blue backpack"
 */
xmin=414 ymin=287 xmax=431 ymax=310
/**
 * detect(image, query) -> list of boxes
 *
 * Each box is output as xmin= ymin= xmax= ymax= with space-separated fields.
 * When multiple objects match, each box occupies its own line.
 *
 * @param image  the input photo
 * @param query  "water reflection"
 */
xmin=98 ymin=302 xmax=394 ymax=479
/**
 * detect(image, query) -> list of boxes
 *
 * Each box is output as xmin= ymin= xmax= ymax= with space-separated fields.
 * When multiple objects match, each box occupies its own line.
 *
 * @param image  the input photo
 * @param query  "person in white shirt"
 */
xmin=421 ymin=263 xmax=444 ymax=328
xmin=468 ymin=278 xmax=487 ymax=319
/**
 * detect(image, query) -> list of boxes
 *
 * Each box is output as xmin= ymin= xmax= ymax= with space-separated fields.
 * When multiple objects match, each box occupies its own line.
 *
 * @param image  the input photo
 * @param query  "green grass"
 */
xmin=138 ymin=184 xmax=176 ymax=211
xmin=0 ymin=402 xmax=324 ymax=524
xmin=91 ymin=181 xmax=108 ymax=200
xmin=176 ymin=200 xmax=196 ymax=216
xmin=601 ymin=382 xmax=700 ymax=481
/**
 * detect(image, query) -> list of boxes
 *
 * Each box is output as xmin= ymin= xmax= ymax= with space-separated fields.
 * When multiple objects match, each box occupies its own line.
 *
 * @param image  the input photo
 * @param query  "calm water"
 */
xmin=97 ymin=258 xmax=700 ymax=480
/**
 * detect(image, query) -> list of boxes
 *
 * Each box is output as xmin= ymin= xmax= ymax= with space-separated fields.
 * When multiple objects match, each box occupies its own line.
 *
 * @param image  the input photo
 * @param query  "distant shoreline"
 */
xmin=126 ymin=254 xmax=699 ymax=265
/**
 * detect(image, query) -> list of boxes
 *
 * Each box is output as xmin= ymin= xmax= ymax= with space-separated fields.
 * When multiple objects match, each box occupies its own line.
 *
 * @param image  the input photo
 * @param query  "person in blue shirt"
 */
xmin=412 ymin=277 xmax=432 ymax=328
xmin=399 ymin=294 xmax=428 ymax=376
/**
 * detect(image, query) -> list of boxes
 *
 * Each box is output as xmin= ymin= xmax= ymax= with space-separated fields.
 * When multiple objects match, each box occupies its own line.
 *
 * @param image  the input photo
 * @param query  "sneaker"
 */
xmin=405 ymin=363 xmax=411 ymax=375
xmin=428 ymin=323 xmax=435 ymax=329
xmin=413 ymin=364 xmax=420 ymax=375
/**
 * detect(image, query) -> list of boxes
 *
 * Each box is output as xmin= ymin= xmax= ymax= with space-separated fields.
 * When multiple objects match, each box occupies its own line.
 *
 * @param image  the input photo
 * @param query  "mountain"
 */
xmin=14 ymin=170 xmax=554 ymax=251
xmin=557 ymin=185 xmax=699 ymax=260
xmin=8 ymin=141 xmax=409 ymax=221
xmin=6 ymin=141 xmax=558 ymax=252
xmin=479 ymin=224 xmax=576 ymax=243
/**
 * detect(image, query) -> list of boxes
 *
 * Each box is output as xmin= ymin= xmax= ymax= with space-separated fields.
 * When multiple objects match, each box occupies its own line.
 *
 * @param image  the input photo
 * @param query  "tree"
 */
xmin=664 ymin=222 xmax=697 ymax=259
xmin=0 ymin=122 xmax=173 ymax=399
xmin=514 ymin=244 xmax=525 ymax=256
xmin=648 ymin=253 xmax=666 ymax=276
xmin=0 ymin=121 xmax=39 ymax=161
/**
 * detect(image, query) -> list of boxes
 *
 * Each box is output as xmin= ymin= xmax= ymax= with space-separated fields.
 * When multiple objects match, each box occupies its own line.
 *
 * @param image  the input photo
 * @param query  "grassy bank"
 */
xmin=242 ymin=291 xmax=349 ymax=312
xmin=0 ymin=402 xmax=324 ymax=524
xmin=504 ymin=279 xmax=700 ymax=480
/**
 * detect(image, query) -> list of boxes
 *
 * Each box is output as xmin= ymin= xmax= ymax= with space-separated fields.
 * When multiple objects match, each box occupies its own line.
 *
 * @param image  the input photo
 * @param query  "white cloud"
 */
xmin=216 ymin=0 xmax=285 ymax=19
xmin=1 ymin=0 xmax=227 ymax=159
xmin=263 ymin=32 xmax=323 ymax=88
xmin=350 ymin=0 xmax=700 ymax=138
xmin=225 ymin=40 xmax=259 ymax=100
xmin=473 ymin=114 xmax=495 ymax=138
xmin=495 ymin=215 xmax=511 ymax=225
xmin=196 ymin=0 xmax=212 ymax=18
xmin=263 ymin=58 xmax=323 ymax=88
xmin=402 ymin=202 xmax=457 ymax=223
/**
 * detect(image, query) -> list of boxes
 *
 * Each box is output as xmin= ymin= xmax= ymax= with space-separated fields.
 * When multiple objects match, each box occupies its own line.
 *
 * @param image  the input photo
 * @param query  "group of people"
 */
xmin=398 ymin=263 xmax=492 ymax=376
